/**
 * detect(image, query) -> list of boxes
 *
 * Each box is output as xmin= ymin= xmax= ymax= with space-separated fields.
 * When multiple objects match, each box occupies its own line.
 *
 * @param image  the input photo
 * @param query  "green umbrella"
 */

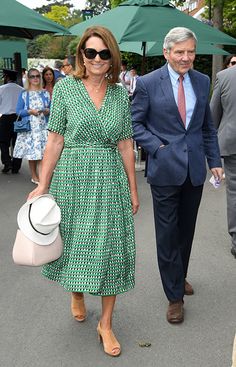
xmin=69 ymin=0 xmax=236 ymax=47
xmin=119 ymin=41 xmax=230 ymax=56
xmin=0 ymin=0 xmax=70 ymax=39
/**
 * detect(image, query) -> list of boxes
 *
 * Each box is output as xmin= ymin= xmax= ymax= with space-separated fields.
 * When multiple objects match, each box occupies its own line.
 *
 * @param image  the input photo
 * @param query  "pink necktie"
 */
xmin=178 ymin=75 xmax=186 ymax=126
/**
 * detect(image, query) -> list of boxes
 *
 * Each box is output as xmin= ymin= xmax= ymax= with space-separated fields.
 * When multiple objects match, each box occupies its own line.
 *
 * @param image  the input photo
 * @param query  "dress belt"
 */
xmin=64 ymin=142 xmax=117 ymax=150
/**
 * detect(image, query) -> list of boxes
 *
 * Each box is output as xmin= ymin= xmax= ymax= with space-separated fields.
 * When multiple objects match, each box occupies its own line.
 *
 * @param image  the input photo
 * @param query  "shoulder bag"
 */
xmin=14 ymin=92 xmax=31 ymax=133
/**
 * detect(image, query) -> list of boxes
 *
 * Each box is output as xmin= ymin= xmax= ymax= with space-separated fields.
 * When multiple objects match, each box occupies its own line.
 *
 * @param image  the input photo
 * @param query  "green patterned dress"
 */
xmin=42 ymin=77 xmax=136 ymax=296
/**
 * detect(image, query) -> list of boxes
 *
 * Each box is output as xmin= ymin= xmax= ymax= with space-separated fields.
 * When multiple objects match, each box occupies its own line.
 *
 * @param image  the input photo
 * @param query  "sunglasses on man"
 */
xmin=83 ymin=48 xmax=111 ymax=60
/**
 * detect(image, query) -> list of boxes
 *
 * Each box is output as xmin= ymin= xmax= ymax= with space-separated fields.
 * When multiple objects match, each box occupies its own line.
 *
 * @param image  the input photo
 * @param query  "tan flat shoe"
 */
xmin=97 ymin=321 xmax=121 ymax=357
xmin=71 ymin=293 xmax=86 ymax=322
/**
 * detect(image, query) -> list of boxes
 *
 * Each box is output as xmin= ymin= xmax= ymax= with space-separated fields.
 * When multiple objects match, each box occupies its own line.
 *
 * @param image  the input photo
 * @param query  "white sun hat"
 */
xmin=17 ymin=194 xmax=61 ymax=246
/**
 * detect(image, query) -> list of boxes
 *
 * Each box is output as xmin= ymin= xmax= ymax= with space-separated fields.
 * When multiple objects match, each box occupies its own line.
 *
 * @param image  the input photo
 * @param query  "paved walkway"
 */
xmin=0 ymin=162 xmax=235 ymax=367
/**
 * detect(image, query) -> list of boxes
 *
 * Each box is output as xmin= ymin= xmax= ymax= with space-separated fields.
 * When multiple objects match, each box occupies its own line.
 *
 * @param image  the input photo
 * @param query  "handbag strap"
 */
xmin=28 ymin=204 xmax=50 ymax=236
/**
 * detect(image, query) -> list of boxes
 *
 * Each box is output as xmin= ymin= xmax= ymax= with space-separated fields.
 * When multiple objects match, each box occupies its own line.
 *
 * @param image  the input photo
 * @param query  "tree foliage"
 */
xmin=67 ymin=36 xmax=81 ymax=56
xmin=27 ymin=34 xmax=75 ymax=59
xmin=38 ymin=2 xmax=82 ymax=28
xmin=45 ymin=5 xmax=70 ymax=26
xmin=220 ymin=0 xmax=236 ymax=37
xmin=27 ymin=1 xmax=83 ymax=59
xmin=171 ymin=0 xmax=185 ymax=6
xmin=110 ymin=0 xmax=123 ymax=7
xmin=34 ymin=0 xmax=73 ymax=14
xmin=85 ymin=0 xmax=111 ymax=15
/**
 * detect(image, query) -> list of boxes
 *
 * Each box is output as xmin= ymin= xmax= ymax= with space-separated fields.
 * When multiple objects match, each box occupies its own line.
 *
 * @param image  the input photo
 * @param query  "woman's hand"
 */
xmin=131 ymin=189 xmax=140 ymax=215
xmin=27 ymin=184 xmax=49 ymax=200
xmin=43 ymin=108 xmax=50 ymax=116
xmin=29 ymin=109 xmax=40 ymax=116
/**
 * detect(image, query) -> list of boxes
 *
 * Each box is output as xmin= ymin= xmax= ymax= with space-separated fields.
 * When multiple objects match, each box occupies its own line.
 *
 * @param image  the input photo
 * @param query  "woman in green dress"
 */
xmin=28 ymin=26 xmax=139 ymax=357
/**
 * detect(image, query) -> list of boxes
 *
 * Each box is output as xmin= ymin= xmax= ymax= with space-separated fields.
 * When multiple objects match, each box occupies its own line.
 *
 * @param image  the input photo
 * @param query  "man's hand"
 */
xmin=211 ymin=167 xmax=224 ymax=182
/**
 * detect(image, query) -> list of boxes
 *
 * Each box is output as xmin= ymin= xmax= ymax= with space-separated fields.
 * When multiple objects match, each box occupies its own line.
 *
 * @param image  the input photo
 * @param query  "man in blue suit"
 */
xmin=132 ymin=27 xmax=223 ymax=324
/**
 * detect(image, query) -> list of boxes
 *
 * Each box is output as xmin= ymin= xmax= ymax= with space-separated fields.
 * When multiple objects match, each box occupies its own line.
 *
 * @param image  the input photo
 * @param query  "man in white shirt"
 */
xmin=129 ymin=65 xmax=139 ymax=98
xmin=119 ymin=60 xmax=131 ymax=91
xmin=0 ymin=69 xmax=23 ymax=173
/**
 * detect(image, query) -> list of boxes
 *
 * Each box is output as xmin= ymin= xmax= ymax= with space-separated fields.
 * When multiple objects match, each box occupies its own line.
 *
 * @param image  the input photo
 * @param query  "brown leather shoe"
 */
xmin=184 ymin=280 xmax=194 ymax=295
xmin=167 ymin=301 xmax=184 ymax=324
xmin=231 ymin=247 xmax=236 ymax=258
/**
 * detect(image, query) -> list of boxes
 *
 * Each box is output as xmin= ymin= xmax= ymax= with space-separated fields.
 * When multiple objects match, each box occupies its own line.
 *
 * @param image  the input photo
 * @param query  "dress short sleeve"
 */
xmin=120 ymin=88 xmax=133 ymax=141
xmin=48 ymin=81 xmax=67 ymax=136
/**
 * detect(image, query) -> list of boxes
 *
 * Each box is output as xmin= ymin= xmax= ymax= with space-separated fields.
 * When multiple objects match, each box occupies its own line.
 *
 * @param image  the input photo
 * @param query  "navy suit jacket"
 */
xmin=132 ymin=64 xmax=221 ymax=186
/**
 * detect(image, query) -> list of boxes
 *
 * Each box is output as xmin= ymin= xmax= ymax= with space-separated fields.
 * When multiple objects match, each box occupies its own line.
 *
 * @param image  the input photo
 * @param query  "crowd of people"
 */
xmin=0 ymin=56 xmax=75 ymax=181
xmin=13 ymin=68 xmax=51 ymax=184
xmin=119 ymin=60 xmax=139 ymax=98
xmin=0 ymin=25 xmax=235 ymax=360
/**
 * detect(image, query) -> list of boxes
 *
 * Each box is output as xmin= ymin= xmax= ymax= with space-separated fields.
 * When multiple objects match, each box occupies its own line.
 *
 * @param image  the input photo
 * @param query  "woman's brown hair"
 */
xmin=74 ymin=26 xmax=121 ymax=84
xmin=222 ymin=54 xmax=236 ymax=70
xmin=42 ymin=66 xmax=55 ymax=88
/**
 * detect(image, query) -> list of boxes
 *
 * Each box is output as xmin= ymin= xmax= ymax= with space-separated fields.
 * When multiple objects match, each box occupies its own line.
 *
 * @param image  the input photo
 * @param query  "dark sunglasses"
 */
xmin=230 ymin=61 xmax=236 ymax=66
xmin=29 ymin=74 xmax=40 ymax=79
xmin=83 ymin=48 xmax=111 ymax=60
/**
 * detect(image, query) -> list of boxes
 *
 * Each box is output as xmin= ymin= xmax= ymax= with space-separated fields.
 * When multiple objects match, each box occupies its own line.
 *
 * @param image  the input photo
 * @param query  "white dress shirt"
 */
xmin=119 ymin=70 xmax=131 ymax=91
xmin=0 ymin=82 xmax=24 ymax=115
xmin=129 ymin=75 xmax=139 ymax=95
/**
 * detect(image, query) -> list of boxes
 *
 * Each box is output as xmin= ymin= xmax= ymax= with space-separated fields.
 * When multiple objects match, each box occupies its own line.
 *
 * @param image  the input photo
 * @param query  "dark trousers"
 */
xmin=0 ymin=114 xmax=22 ymax=171
xmin=224 ymin=155 xmax=236 ymax=248
xmin=151 ymin=175 xmax=203 ymax=302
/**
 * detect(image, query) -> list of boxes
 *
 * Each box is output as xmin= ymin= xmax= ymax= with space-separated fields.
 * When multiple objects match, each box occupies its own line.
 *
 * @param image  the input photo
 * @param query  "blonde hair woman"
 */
xmin=28 ymin=27 xmax=139 ymax=357
xmin=13 ymin=68 xmax=51 ymax=184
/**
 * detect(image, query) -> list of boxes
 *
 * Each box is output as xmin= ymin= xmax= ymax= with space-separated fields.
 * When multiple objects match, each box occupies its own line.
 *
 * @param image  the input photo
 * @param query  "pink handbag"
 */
xmin=12 ymin=229 xmax=63 ymax=266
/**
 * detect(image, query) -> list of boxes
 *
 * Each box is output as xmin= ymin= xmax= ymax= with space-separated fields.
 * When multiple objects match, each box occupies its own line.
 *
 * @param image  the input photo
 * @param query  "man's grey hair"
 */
xmin=67 ymin=55 xmax=76 ymax=69
xmin=54 ymin=60 xmax=63 ymax=69
xmin=163 ymin=27 xmax=197 ymax=52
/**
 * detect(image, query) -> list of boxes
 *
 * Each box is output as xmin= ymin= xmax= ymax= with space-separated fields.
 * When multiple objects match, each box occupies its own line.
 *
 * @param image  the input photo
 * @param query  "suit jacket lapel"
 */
xmin=160 ymin=64 xmax=179 ymax=112
xmin=187 ymin=69 xmax=201 ymax=129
